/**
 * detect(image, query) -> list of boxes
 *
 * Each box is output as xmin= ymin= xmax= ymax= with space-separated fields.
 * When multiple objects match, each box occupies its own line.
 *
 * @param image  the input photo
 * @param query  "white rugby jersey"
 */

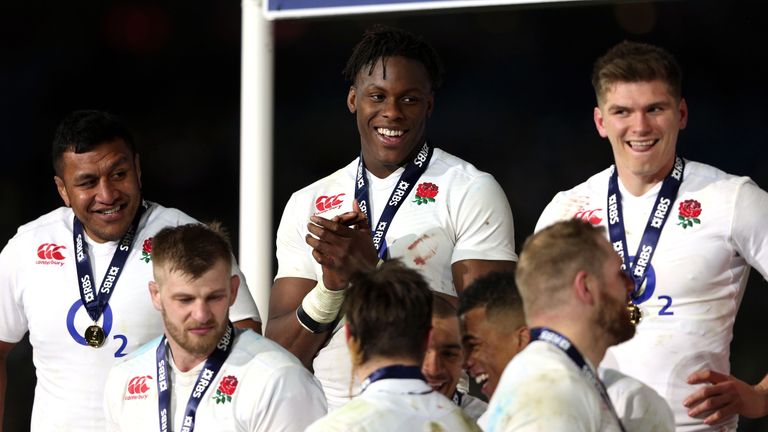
xmin=305 ymin=377 xmax=480 ymax=432
xmin=476 ymin=368 xmax=672 ymax=432
xmin=600 ymin=367 xmax=674 ymax=432
xmin=536 ymin=161 xmax=768 ymax=432
xmin=0 ymin=202 xmax=261 ymax=432
xmin=485 ymin=341 xmax=623 ymax=432
xmin=275 ymin=147 xmax=518 ymax=410
xmin=104 ymin=330 xmax=326 ymax=431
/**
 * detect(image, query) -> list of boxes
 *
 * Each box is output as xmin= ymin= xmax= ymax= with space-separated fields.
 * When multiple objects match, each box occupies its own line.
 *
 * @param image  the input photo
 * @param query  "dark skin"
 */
xmin=266 ymin=55 xmax=515 ymax=368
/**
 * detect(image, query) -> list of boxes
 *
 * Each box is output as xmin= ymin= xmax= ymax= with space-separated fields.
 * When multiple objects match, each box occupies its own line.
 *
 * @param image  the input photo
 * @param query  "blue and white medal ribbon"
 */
xmin=606 ymin=157 xmax=684 ymax=301
xmin=73 ymin=202 xmax=146 ymax=347
xmin=155 ymin=322 xmax=235 ymax=432
xmin=354 ymin=142 xmax=433 ymax=259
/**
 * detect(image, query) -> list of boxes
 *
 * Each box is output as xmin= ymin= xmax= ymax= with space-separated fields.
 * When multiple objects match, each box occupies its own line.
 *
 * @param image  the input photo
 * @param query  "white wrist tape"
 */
xmin=301 ymin=279 xmax=345 ymax=324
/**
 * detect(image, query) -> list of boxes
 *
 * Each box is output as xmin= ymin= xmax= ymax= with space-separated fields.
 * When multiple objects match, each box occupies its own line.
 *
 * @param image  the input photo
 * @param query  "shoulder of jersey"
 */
xmin=291 ymin=159 xmax=358 ymax=196
xmin=227 ymin=330 xmax=306 ymax=370
xmin=14 ymin=207 xmax=73 ymax=238
xmin=113 ymin=335 xmax=164 ymax=368
xmin=428 ymin=148 xmax=492 ymax=181
xmin=683 ymin=160 xmax=750 ymax=190
xmin=141 ymin=201 xmax=198 ymax=228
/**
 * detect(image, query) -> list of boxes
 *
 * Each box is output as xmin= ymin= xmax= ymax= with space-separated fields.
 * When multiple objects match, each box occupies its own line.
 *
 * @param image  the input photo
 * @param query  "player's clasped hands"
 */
xmin=305 ymin=200 xmax=379 ymax=290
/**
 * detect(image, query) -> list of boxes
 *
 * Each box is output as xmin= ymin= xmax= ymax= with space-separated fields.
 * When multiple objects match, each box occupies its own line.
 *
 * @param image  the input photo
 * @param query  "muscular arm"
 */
xmin=267 ymin=206 xmax=376 ymax=369
xmin=233 ymin=319 xmax=262 ymax=335
xmin=265 ymin=277 xmax=331 ymax=369
xmin=0 ymin=341 xmax=16 ymax=432
xmin=452 ymin=259 xmax=516 ymax=295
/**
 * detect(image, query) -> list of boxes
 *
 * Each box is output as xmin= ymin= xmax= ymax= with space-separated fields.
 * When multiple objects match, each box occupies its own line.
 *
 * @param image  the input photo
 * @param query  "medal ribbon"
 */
xmin=607 ymin=157 xmax=684 ymax=300
xmin=354 ymin=142 xmax=433 ymax=259
xmin=452 ymin=390 xmax=464 ymax=406
xmin=361 ymin=364 xmax=428 ymax=393
xmin=155 ymin=322 xmax=235 ymax=432
xmin=530 ymin=327 xmax=626 ymax=432
xmin=73 ymin=203 xmax=146 ymax=323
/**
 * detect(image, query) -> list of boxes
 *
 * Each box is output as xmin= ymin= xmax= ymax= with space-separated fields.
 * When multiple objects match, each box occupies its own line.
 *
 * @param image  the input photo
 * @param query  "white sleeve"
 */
xmin=600 ymin=368 xmax=674 ymax=432
xmin=274 ymin=193 xmax=317 ymax=281
xmin=229 ymin=260 xmax=262 ymax=323
xmin=730 ymin=179 xmax=768 ymax=280
xmin=246 ymin=365 xmax=327 ymax=431
xmin=451 ymin=173 xmax=518 ymax=263
xmin=0 ymin=238 xmax=27 ymax=343
xmin=534 ymin=192 xmax=572 ymax=233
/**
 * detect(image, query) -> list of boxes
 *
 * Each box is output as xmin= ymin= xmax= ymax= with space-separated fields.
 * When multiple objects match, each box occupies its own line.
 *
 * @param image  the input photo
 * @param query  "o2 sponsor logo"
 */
xmin=627 ymin=256 xmax=674 ymax=316
xmin=314 ymin=193 xmax=345 ymax=214
xmin=66 ymin=300 xmax=129 ymax=357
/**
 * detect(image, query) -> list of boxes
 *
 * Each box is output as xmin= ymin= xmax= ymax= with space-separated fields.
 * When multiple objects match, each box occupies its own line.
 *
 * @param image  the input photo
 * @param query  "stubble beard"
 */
xmin=162 ymin=308 xmax=229 ymax=356
xmin=597 ymin=291 xmax=636 ymax=347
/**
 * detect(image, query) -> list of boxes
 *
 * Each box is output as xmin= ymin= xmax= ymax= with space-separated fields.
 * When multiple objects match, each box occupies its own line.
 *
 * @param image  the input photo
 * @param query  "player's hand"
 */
xmin=332 ymin=200 xmax=368 ymax=228
xmin=683 ymin=368 xmax=768 ymax=425
xmin=305 ymin=204 xmax=377 ymax=290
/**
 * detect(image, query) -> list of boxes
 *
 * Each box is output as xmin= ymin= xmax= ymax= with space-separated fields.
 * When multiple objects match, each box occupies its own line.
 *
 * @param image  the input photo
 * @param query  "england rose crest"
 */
xmin=413 ymin=182 xmax=438 ymax=205
xmin=140 ymin=238 xmax=152 ymax=263
xmin=677 ymin=199 xmax=702 ymax=229
xmin=213 ymin=375 xmax=238 ymax=404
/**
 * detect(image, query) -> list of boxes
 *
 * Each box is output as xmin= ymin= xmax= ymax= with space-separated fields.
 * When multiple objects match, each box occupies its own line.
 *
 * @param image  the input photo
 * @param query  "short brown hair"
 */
xmin=516 ymin=220 xmax=610 ymax=316
xmin=151 ymin=222 xmax=233 ymax=281
xmin=344 ymin=260 xmax=432 ymax=365
xmin=592 ymin=40 xmax=682 ymax=105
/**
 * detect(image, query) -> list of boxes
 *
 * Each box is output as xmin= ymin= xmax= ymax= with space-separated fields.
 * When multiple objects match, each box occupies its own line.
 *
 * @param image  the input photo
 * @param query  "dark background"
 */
xmin=2 ymin=0 xmax=767 ymax=430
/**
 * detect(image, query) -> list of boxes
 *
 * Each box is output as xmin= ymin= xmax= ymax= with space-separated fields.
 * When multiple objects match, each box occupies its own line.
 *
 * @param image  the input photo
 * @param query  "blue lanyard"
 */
xmin=530 ymin=327 xmax=626 ymax=432
xmin=155 ymin=322 xmax=235 ymax=432
xmin=354 ymin=142 xmax=433 ymax=259
xmin=361 ymin=364 xmax=428 ymax=393
xmin=452 ymin=390 xmax=464 ymax=406
xmin=73 ymin=203 xmax=146 ymax=323
xmin=607 ymin=157 xmax=684 ymax=298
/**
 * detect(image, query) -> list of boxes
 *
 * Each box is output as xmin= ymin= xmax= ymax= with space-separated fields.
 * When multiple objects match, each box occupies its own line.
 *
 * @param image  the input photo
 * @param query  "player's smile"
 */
xmin=348 ymin=56 xmax=433 ymax=179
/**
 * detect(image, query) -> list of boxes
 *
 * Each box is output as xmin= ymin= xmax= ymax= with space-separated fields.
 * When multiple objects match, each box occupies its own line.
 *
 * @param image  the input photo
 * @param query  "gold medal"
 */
xmin=84 ymin=325 xmax=106 ymax=348
xmin=627 ymin=302 xmax=642 ymax=326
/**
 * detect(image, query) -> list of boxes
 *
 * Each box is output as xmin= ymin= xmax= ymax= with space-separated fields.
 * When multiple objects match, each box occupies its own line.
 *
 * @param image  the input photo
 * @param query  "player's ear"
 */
xmin=678 ymin=98 xmax=689 ymax=130
xmin=574 ymin=270 xmax=596 ymax=306
xmin=149 ymin=281 xmax=162 ymax=312
xmin=517 ymin=325 xmax=530 ymax=349
xmin=594 ymin=106 xmax=608 ymax=138
xmin=134 ymin=153 xmax=142 ymax=189
xmin=228 ymin=274 xmax=239 ymax=307
xmin=54 ymin=176 xmax=71 ymax=207
xmin=347 ymin=86 xmax=357 ymax=113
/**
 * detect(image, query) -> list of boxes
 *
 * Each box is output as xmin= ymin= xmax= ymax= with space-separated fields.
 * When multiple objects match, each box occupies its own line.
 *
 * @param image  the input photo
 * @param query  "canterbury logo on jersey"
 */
xmin=125 ymin=375 xmax=153 ymax=400
xmin=573 ymin=208 xmax=603 ymax=225
xmin=36 ymin=243 xmax=66 ymax=266
xmin=314 ymin=193 xmax=345 ymax=215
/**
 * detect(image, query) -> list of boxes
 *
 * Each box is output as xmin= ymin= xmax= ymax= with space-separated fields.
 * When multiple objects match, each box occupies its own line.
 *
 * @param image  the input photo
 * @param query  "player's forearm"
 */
xmin=265 ymin=313 xmax=331 ymax=369
xmin=753 ymin=373 xmax=768 ymax=417
xmin=233 ymin=318 xmax=262 ymax=335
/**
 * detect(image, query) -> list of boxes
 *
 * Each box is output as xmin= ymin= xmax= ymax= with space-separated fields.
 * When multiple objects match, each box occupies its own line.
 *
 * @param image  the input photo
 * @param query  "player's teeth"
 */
xmin=628 ymin=140 xmax=654 ymax=147
xmin=377 ymin=128 xmax=404 ymax=137
xmin=103 ymin=207 xmax=119 ymax=215
xmin=475 ymin=373 xmax=489 ymax=384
